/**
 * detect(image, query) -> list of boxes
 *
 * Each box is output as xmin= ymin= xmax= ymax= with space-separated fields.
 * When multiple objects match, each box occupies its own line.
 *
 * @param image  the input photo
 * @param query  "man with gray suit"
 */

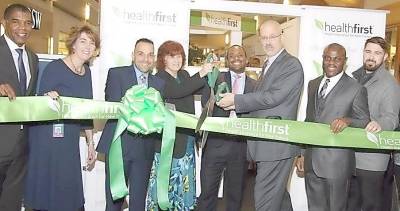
xmin=297 ymin=43 xmax=370 ymax=211
xmin=347 ymin=37 xmax=400 ymax=211
xmin=218 ymin=20 xmax=304 ymax=211
xmin=0 ymin=4 xmax=38 ymax=211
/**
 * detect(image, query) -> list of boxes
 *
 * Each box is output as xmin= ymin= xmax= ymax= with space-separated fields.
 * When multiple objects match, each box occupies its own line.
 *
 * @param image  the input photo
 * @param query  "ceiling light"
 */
xmin=85 ymin=3 xmax=90 ymax=21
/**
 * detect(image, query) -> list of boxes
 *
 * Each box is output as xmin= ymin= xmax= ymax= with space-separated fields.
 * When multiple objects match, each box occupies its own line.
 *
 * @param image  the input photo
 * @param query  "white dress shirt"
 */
xmin=4 ymin=34 xmax=31 ymax=88
xmin=318 ymin=71 xmax=344 ymax=98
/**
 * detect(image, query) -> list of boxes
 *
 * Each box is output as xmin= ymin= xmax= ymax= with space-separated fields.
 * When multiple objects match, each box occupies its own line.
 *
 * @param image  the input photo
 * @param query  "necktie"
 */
xmin=139 ymin=74 xmax=147 ymax=88
xmin=258 ymin=59 xmax=269 ymax=81
xmin=319 ymin=79 xmax=330 ymax=98
xmin=230 ymin=74 xmax=242 ymax=117
xmin=15 ymin=49 xmax=27 ymax=95
xmin=232 ymin=74 xmax=242 ymax=94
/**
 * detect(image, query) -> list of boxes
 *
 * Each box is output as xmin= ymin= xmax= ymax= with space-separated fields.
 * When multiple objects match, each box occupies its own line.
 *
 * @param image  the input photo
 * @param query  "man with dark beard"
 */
xmin=347 ymin=37 xmax=400 ymax=211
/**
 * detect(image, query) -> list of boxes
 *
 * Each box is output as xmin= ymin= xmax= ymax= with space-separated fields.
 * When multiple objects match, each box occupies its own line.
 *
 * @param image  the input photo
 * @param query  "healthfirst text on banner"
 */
xmin=1 ymin=96 xmax=400 ymax=150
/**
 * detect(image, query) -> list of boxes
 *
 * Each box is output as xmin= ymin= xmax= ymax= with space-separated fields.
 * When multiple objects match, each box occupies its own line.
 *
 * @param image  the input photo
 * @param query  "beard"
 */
xmin=363 ymin=59 xmax=383 ymax=71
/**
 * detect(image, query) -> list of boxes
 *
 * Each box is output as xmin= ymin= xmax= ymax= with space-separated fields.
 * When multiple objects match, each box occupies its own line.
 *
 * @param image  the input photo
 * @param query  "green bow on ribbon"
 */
xmin=108 ymin=85 xmax=175 ymax=210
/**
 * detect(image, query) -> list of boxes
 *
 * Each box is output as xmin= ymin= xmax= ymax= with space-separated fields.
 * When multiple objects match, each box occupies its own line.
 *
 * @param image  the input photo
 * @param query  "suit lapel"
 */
xmin=324 ymin=74 xmax=346 ymax=103
xmin=312 ymin=77 xmax=322 ymax=116
xmin=364 ymin=67 xmax=384 ymax=88
xmin=244 ymin=75 xmax=254 ymax=94
xmin=0 ymin=36 xmax=19 ymax=89
xmin=262 ymin=49 xmax=287 ymax=82
xmin=130 ymin=65 xmax=138 ymax=85
xmin=318 ymin=74 xmax=347 ymax=117
xmin=26 ymin=50 xmax=37 ymax=95
xmin=225 ymin=71 xmax=232 ymax=91
xmin=148 ymin=73 xmax=155 ymax=88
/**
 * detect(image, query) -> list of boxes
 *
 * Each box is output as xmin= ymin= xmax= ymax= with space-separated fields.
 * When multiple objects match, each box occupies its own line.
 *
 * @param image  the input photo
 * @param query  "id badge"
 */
xmin=53 ymin=123 xmax=64 ymax=138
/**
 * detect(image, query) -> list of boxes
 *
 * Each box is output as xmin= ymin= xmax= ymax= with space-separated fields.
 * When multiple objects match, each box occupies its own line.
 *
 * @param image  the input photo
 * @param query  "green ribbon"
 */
xmin=2 ymin=92 xmax=400 ymax=210
xmin=1 ymin=96 xmax=399 ymax=151
xmin=205 ymin=53 xmax=220 ymax=88
xmin=108 ymin=85 xmax=174 ymax=210
xmin=215 ymin=82 xmax=230 ymax=102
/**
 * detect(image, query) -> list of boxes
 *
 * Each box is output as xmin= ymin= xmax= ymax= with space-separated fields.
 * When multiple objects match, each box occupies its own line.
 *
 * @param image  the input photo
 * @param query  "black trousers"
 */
xmin=104 ymin=156 xmax=153 ymax=211
xmin=347 ymin=169 xmax=385 ymax=211
xmin=0 ymin=146 xmax=27 ymax=211
xmin=197 ymin=139 xmax=247 ymax=211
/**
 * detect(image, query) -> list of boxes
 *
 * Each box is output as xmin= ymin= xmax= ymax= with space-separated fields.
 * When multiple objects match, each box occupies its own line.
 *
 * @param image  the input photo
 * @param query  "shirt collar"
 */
xmin=323 ymin=71 xmax=344 ymax=84
xmin=133 ymin=64 xmax=149 ymax=77
xmin=229 ymin=70 xmax=245 ymax=78
xmin=265 ymin=48 xmax=284 ymax=64
xmin=4 ymin=34 xmax=26 ymax=51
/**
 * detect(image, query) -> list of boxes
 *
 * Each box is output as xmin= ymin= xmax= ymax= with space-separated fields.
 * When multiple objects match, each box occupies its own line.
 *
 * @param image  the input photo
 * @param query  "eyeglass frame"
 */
xmin=259 ymin=33 xmax=282 ymax=42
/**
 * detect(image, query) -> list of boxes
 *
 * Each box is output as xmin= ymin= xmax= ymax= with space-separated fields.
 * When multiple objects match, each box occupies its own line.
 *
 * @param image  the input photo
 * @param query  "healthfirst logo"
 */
xmin=223 ymin=119 xmax=289 ymax=141
xmin=112 ymin=7 xmax=176 ymax=26
xmin=204 ymin=13 xmax=239 ymax=28
xmin=366 ymin=131 xmax=400 ymax=149
xmin=47 ymin=99 xmax=120 ymax=119
xmin=314 ymin=19 xmax=373 ymax=37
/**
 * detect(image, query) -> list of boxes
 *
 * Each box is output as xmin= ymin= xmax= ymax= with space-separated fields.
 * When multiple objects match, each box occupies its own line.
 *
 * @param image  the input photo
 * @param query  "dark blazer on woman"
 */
xmin=155 ymin=69 xmax=206 ymax=158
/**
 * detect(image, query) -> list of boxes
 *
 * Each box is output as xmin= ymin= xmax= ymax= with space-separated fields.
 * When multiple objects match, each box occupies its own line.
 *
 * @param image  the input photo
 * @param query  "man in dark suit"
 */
xmin=218 ymin=20 xmax=304 ymax=211
xmin=297 ymin=43 xmax=370 ymax=211
xmin=96 ymin=38 xmax=165 ymax=211
xmin=197 ymin=45 xmax=256 ymax=211
xmin=0 ymin=4 xmax=38 ymax=211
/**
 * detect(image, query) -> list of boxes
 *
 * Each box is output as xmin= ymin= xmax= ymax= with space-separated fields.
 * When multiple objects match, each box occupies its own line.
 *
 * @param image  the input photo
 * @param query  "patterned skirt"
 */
xmin=146 ymin=136 xmax=197 ymax=211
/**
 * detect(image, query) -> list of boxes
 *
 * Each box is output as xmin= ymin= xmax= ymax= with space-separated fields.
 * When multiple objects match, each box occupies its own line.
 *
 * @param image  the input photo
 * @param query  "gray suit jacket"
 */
xmin=0 ymin=35 xmax=38 ymax=156
xmin=304 ymin=73 xmax=370 ymax=179
xmin=353 ymin=66 xmax=400 ymax=171
xmin=235 ymin=49 xmax=304 ymax=161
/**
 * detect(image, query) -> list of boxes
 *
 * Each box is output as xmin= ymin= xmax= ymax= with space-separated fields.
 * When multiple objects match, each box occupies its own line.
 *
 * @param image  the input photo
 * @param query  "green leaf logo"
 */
xmin=314 ymin=19 xmax=324 ymax=30
xmin=366 ymin=131 xmax=379 ymax=146
xmin=112 ymin=6 xmax=121 ymax=18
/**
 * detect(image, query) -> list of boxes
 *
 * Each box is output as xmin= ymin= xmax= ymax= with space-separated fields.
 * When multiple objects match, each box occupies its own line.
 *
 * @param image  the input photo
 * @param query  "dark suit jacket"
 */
xmin=234 ymin=49 xmax=304 ymax=161
xmin=304 ymin=73 xmax=370 ymax=179
xmin=202 ymin=71 xmax=255 ymax=151
xmin=155 ymin=70 xmax=206 ymax=158
xmin=0 ymin=35 xmax=38 ymax=156
xmin=96 ymin=65 xmax=165 ymax=161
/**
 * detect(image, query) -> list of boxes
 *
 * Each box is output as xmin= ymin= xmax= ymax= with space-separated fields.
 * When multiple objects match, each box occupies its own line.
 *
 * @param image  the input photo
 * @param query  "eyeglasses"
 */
xmin=322 ymin=55 xmax=346 ymax=63
xmin=259 ymin=34 xmax=282 ymax=41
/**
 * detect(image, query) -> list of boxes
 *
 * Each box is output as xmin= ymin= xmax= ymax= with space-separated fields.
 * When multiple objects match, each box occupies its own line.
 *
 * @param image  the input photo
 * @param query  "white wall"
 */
xmin=242 ymin=17 xmax=300 ymax=63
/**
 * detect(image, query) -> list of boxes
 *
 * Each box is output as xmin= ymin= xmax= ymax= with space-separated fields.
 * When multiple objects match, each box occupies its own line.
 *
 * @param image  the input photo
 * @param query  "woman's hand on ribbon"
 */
xmin=86 ymin=142 xmax=96 ymax=171
xmin=199 ymin=62 xmax=214 ymax=78
xmin=44 ymin=91 xmax=60 ymax=100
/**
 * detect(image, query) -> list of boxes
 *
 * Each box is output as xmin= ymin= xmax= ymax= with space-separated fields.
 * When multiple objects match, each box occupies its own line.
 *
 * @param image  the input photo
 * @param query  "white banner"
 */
xmin=297 ymin=7 xmax=386 ymax=120
xmin=99 ymin=0 xmax=190 ymax=100
xmin=201 ymin=11 xmax=241 ymax=31
xmin=299 ymin=7 xmax=386 ymax=80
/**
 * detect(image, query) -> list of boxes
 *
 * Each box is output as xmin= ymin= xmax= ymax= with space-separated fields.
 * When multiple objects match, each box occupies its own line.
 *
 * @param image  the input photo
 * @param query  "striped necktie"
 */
xmin=318 ymin=79 xmax=330 ymax=98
